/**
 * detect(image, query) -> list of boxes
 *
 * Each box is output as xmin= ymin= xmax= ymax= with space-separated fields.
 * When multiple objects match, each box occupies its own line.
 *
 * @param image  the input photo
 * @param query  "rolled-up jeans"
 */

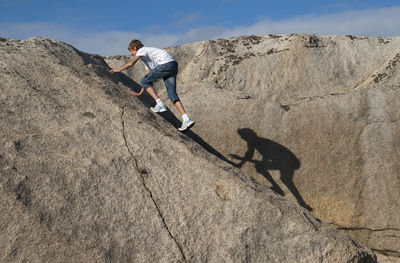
xmin=141 ymin=61 xmax=180 ymax=103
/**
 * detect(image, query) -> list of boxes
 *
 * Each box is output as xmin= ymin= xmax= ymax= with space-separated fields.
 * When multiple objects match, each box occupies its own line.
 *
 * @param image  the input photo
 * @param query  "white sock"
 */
xmin=182 ymin=114 xmax=189 ymax=122
xmin=156 ymin=99 xmax=164 ymax=107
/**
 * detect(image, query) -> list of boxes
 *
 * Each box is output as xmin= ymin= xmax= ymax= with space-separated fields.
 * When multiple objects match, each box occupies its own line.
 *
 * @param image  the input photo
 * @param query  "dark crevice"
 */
xmin=281 ymin=92 xmax=347 ymax=107
xmin=353 ymin=51 xmax=400 ymax=90
xmin=120 ymin=106 xmax=188 ymax=263
xmin=329 ymin=223 xmax=400 ymax=233
xmin=372 ymin=249 xmax=400 ymax=258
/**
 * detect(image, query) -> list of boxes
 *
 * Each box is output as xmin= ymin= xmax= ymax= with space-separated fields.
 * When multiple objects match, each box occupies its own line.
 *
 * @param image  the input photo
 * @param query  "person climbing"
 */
xmin=110 ymin=39 xmax=194 ymax=131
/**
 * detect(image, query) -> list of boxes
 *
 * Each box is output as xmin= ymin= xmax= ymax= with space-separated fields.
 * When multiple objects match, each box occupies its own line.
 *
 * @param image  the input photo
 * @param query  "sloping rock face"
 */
xmin=105 ymin=34 xmax=400 ymax=258
xmin=0 ymin=37 xmax=377 ymax=262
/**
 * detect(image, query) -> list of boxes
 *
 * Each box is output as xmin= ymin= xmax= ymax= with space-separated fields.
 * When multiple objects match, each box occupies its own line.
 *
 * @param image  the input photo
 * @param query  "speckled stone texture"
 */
xmin=0 ymin=37 xmax=377 ymax=262
xmin=106 ymin=34 xmax=400 ymax=259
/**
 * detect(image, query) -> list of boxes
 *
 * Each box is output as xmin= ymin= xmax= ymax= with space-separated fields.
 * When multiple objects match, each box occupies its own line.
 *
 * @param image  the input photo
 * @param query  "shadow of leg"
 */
xmin=280 ymin=169 xmax=313 ymax=211
xmin=255 ymin=164 xmax=285 ymax=196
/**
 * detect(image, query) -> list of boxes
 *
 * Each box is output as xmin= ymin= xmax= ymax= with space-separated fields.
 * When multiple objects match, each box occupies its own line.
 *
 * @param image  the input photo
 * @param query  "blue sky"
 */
xmin=1 ymin=0 xmax=400 ymax=55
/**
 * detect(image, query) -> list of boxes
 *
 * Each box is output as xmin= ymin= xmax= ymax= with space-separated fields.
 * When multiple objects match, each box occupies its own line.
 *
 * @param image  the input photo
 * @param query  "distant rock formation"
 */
xmin=1 ymin=37 xmax=376 ymax=262
xmin=106 ymin=34 xmax=400 ymax=259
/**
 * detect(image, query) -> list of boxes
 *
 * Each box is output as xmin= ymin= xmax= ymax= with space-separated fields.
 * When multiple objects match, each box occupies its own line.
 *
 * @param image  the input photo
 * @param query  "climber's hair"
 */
xmin=128 ymin=39 xmax=144 ymax=51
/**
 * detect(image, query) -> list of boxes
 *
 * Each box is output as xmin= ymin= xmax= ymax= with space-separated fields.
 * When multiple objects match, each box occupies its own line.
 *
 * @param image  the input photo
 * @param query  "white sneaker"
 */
xmin=178 ymin=119 xmax=195 ymax=131
xmin=151 ymin=105 xmax=167 ymax=113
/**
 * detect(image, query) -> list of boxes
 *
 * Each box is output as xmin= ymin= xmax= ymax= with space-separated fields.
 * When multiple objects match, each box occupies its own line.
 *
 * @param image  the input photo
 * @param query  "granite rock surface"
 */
xmin=0 ymin=37 xmax=377 ymax=262
xmin=105 ymin=34 xmax=400 ymax=259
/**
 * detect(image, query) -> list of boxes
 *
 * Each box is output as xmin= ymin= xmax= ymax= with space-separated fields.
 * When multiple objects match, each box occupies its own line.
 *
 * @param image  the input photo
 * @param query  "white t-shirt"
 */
xmin=136 ymin=47 xmax=176 ymax=70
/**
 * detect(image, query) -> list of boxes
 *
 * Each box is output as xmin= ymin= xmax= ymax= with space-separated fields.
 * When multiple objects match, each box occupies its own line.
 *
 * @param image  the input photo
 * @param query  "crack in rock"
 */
xmin=330 ymin=223 xmax=400 ymax=258
xmin=365 ymin=119 xmax=400 ymax=126
xmin=372 ymin=248 xmax=400 ymax=258
xmin=329 ymin=223 xmax=400 ymax=233
xmin=353 ymin=51 xmax=400 ymax=90
xmin=280 ymin=92 xmax=347 ymax=108
xmin=280 ymin=51 xmax=400 ymax=109
xmin=120 ymin=106 xmax=188 ymax=263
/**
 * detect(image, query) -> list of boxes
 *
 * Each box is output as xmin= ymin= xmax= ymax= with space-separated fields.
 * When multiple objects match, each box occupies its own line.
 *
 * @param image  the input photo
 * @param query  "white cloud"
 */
xmin=0 ymin=22 xmax=179 ymax=56
xmin=72 ymin=31 xmax=180 ymax=56
xmin=173 ymin=26 xmax=226 ymax=46
xmin=0 ymin=22 xmax=75 ymax=42
xmin=173 ymin=6 xmax=400 ymax=46
xmin=171 ymin=12 xmax=206 ymax=28
xmin=218 ymin=6 xmax=400 ymax=38
xmin=1 ymin=6 xmax=400 ymax=56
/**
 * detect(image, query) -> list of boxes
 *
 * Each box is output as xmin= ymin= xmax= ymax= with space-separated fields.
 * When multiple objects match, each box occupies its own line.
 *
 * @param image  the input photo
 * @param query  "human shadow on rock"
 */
xmin=157 ymin=110 xmax=237 ymax=166
xmin=230 ymin=128 xmax=312 ymax=211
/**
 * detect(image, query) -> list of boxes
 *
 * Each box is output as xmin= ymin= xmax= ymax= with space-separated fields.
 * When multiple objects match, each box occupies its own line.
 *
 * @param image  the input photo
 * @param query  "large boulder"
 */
xmin=105 ymin=34 xmax=400 ymax=259
xmin=0 ymin=37 xmax=376 ymax=262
